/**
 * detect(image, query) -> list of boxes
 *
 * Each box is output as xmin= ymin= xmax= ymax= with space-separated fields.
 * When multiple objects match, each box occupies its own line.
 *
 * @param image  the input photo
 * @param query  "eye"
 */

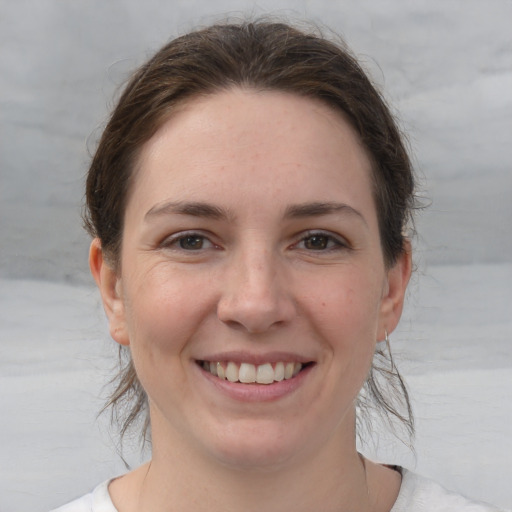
xmin=296 ymin=231 xmax=346 ymax=251
xmin=162 ymin=232 xmax=215 ymax=251
xmin=178 ymin=234 xmax=207 ymax=250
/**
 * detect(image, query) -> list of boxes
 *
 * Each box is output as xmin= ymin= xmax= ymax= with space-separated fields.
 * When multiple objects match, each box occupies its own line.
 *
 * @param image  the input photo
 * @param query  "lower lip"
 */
xmin=196 ymin=363 xmax=314 ymax=403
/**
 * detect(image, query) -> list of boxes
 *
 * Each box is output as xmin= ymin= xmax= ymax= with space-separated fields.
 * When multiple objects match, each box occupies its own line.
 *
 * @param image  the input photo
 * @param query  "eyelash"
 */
xmin=160 ymin=231 xmax=216 ymax=251
xmin=294 ymin=231 xmax=348 ymax=252
xmin=160 ymin=230 xmax=348 ymax=253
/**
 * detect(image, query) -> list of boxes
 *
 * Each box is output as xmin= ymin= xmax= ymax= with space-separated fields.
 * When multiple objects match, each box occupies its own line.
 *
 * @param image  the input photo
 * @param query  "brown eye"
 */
xmin=304 ymin=234 xmax=331 ymax=250
xmin=178 ymin=235 xmax=206 ymax=250
xmin=297 ymin=232 xmax=346 ymax=252
xmin=162 ymin=231 xmax=217 ymax=252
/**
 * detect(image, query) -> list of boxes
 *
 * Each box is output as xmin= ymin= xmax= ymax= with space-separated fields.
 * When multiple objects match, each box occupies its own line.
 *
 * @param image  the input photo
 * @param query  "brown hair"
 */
xmin=85 ymin=20 xmax=416 ymax=445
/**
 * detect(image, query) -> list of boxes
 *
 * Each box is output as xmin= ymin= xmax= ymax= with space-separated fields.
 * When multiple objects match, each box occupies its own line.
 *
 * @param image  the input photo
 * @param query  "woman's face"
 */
xmin=92 ymin=89 xmax=410 ymax=469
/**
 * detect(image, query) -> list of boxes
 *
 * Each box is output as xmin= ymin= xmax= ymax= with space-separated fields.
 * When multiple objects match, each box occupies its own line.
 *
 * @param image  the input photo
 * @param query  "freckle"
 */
xmin=321 ymin=302 xmax=326 ymax=307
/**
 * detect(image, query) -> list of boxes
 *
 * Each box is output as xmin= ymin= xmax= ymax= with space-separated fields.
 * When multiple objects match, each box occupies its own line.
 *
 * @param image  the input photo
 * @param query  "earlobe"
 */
xmin=89 ymin=239 xmax=130 ymax=346
xmin=378 ymin=241 xmax=412 ymax=340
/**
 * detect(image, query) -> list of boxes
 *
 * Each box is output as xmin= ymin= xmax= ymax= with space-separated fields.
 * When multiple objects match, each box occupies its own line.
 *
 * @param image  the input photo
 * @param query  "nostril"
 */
xmin=217 ymin=291 xmax=295 ymax=334
xmin=218 ymin=316 xmax=285 ymax=335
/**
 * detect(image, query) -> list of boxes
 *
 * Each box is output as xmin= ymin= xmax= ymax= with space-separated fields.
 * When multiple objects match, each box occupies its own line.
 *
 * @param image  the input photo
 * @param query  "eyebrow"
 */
xmin=284 ymin=201 xmax=367 ymax=225
xmin=145 ymin=200 xmax=367 ymax=225
xmin=145 ymin=201 xmax=231 ymax=221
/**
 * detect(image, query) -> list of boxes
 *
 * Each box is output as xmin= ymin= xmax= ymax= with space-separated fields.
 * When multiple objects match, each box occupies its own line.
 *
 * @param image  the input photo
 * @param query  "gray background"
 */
xmin=1 ymin=1 xmax=511 ymax=511
xmin=1 ymin=0 xmax=511 ymax=282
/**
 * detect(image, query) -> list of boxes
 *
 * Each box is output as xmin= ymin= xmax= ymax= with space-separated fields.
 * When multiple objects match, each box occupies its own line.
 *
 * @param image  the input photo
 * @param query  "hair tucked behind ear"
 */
xmin=86 ymin=19 xmax=418 ymax=449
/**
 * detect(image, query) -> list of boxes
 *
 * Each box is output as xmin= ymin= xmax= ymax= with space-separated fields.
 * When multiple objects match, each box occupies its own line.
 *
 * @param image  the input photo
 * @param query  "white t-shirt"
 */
xmin=50 ymin=469 xmax=507 ymax=512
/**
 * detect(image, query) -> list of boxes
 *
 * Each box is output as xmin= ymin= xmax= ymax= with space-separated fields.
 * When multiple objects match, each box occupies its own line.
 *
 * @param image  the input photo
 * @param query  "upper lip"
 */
xmin=195 ymin=351 xmax=315 ymax=365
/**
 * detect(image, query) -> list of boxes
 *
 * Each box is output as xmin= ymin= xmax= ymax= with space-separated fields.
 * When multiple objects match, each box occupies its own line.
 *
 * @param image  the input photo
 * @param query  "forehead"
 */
xmin=146 ymin=88 xmax=365 ymax=152
xmin=131 ymin=88 xmax=375 ymax=216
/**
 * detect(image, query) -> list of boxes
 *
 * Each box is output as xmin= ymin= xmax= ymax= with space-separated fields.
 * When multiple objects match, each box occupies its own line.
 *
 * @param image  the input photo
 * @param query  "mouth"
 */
xmin=197 ymin=360 xmax=314 ymax=385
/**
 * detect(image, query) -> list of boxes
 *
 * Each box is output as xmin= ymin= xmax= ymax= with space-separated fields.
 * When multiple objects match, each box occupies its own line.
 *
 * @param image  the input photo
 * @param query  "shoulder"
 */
xmin=49 ymin=480 xmax=117 ymax=512
xmin=392 ymin=468 xmax=507 ymax=512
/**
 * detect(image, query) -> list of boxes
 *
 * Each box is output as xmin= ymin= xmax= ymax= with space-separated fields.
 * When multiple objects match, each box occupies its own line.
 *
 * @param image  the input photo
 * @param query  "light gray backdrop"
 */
xmin=1 ymin=0 xmax=511 ymax=281
xmin=1 ymin=1 xmax=511 ymax=511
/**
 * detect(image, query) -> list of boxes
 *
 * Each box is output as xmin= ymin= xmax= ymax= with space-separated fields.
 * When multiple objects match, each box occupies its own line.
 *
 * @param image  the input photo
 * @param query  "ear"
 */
xmin=89 ymin=238 xmax=130 ymax=346
xmin=377 ymin=241 xmax=412 ymax=341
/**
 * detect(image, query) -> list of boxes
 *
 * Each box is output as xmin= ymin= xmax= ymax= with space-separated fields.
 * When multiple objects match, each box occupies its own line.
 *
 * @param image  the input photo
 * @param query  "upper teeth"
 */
xmin=202 ymin=361 xmax=303 ymax=384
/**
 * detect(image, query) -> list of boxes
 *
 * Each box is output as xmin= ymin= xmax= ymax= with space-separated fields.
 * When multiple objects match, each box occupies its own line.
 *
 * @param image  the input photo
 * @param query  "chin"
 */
xmin=205 ymin=421 xmax=304 ymax=472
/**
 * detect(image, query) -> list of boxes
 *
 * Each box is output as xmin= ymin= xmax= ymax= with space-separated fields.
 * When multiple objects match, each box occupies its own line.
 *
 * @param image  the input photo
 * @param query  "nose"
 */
xmin=217 ymin=248 xmax=296 ymax=334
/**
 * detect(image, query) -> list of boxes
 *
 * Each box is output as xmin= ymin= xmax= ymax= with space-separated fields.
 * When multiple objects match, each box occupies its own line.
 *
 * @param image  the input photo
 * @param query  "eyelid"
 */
xmin=294 ymin=230 xmax=349 ymax=250
xmin=160 ymin=230 xmax=218 ymax=250
xmin=158 ymin=229 xmax=348 ymax=251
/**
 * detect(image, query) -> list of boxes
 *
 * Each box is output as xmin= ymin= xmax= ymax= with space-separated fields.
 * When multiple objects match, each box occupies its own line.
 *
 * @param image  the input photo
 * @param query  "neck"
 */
xmin=138 ymin=449 xmax=371 ymax=512
xmin=110 ymin=411 xmax=382 ymax=512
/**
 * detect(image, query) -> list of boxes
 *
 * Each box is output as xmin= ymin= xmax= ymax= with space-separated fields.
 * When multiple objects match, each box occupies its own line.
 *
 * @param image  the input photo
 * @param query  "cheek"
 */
xmin=303 ymin=273 xmax=382 ymax=334
xmin=122 ymin=268 xmax=215 ymax=361
xmin=120 ymin=273 xmax=213 ymax=406
xmin=299 ymin=270 xmax=382 ymax=373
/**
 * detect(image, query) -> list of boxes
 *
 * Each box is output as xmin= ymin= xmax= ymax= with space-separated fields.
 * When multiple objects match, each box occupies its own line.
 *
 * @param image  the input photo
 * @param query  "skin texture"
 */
xmin=90 ymin=89 xmax=411 ymax=512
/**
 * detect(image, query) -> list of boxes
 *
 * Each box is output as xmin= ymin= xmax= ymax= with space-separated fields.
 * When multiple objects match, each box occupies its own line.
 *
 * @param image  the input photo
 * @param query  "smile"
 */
xmin=199 ymin=360 xmax=307 ymax=384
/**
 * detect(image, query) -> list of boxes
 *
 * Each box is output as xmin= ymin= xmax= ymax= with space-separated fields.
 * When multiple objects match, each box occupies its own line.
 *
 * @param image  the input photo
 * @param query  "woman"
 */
xmin=52 ymin=20 xmax=504 ymax=512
